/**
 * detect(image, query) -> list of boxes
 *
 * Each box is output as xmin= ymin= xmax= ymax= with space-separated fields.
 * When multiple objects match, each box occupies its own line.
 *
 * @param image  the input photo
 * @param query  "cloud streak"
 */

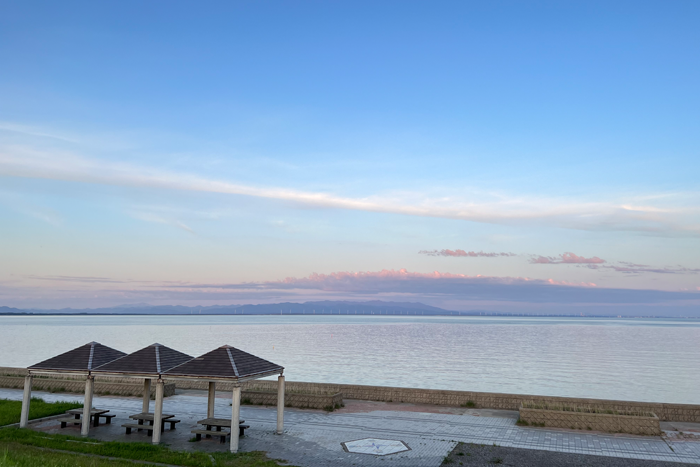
xmin=419 ymin=249 xmax=516 ymax=257
xmin=145 ymin=269 xmax=700 ymax=306
xmin=1 ymin=146 xmax=699 ymax=236
xmin=530 ymin=252 xmax=606 ymax=264
xmin=593 ymin=265 xmax=700 ymax=275
xmin=5 ymin=269 xmax=700 ymax=314
xmin=128 ymin=211 xmax=195 ymax=234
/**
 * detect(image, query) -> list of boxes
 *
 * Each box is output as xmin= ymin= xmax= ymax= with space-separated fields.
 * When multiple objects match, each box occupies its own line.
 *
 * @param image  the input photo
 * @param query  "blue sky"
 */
xmin=1 ymin=1 xmax=699 ymax=312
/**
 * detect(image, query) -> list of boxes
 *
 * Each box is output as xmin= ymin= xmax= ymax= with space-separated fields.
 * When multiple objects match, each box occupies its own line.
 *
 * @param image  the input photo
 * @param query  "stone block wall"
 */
xmin=241 ymin=390 xmax=343 ymax=410
xmin=1 ymin=367 xmax=698 ymax=422
xmin=519 ymin=407 xmax=661 ymax=436
xmin=0 ymin=376 xmax=175 ymax=398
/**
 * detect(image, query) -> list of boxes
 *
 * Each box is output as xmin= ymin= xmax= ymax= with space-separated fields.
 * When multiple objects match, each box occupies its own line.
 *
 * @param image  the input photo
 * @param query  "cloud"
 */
xmin=530 ymin=252 xmax=606 ymax=264
xmin=25 ymin=275 xmax=127 ymax=284
xmin=0 ymin=192 xmax=63 ymax=226
xmin=128 ymin=211 xmax=195 ymax=234
xmin=1 ymin=146 xmax=700 ymax=236
xmin=140 ymin=268 xmax=700 ymax=307
xmin=5 ymin=269 xmax=700 ymax=314
xmin=601 ymin=265 xmax=700 ymax=275
xmin=424 ymin=250 xmax=699 ymax=276
xmin=419 ymin=249 xmax=516 ymax=257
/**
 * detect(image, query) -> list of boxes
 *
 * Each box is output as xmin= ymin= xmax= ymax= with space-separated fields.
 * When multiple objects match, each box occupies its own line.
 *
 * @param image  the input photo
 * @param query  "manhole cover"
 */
xmin=341 ymin=438 xmax=411 ymax=456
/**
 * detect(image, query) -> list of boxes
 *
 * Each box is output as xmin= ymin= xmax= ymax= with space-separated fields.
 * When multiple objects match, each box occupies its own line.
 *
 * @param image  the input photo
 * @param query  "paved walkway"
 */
xmin=2 ymin=388 xmax=699 ymax=466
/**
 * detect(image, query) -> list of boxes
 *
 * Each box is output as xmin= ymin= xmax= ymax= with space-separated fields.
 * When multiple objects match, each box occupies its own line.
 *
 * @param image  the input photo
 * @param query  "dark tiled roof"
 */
xmin=92 ymin=343 xmax=193 ymax=375
xmin=164 ymin=345 xmax=283 ymax=379
xmin=28 ymin=342 xmax=126 ymax=372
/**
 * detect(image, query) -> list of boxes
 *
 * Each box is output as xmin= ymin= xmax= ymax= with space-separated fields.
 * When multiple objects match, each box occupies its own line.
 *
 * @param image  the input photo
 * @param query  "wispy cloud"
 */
xmin=128 ymin=211 xmax=195 ymax=234
xmin=162 ymin=268 xmax=599 ymax=294
xmin=530 ymin=252 xmax=606 ymax=265
xmin=1 ymin=146 xmax=699 ymax=236
xmin=0 ymin=192 xmax=63 ymax=226
xmin=419 ymin=249 xmax=516 ymax=257
xmin=596 ymin=265 xmax=700 ymax=275
xmin=25 ymin=275 xmax=127 ymax=283
xmin=5 ymin=269 xmax=700 ymax=312
xmin=423 ymin=249 xmax=700 ymax=276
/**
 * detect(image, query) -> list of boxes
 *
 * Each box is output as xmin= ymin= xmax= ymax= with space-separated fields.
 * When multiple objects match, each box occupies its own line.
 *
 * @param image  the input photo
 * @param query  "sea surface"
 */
xmin=1 ymin=315 xmax=698 ymax=404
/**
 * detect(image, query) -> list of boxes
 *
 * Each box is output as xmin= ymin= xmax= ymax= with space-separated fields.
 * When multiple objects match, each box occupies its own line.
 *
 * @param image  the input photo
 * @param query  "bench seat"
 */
xmin=123 ymin=423 xmax=153 ymax=435
xmin=97 ymin=413 xmax=117 ymax=424
xmin=191 ymin=429 xmax=228 ymax=444
xmin=57 ymin=417 xmax=82 ymax=428
xmin=165 ymin=419 xmax=180 ymax=429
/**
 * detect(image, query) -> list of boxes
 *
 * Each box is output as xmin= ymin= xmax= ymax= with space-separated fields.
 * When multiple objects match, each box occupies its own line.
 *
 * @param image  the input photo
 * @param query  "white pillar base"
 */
xmin=230 ymin=385 xmax=241 ymax=453
xmin=142 ymin=378 xmax=152 ymax=413
xmin=207 ymin=381 xmax=216 ymax=418
xmin=81 ymin=376 xmax=94 ymax=437
xmin=20 ymin=375 xmax=33 ymax=428
xmin=276 ymin=375 xmax=285 ymax=434
xmin=152 ymin=379 xmax=164 ymax=444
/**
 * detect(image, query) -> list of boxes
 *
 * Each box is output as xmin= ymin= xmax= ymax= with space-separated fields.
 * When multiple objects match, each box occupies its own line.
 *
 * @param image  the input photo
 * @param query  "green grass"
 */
xmin=0 ymin=429 xmax=293 ymax=467
xmin=0 ymin=443 xmax=138 ymax=466
xmin=0 ymin=398 xmax=82 ymax=427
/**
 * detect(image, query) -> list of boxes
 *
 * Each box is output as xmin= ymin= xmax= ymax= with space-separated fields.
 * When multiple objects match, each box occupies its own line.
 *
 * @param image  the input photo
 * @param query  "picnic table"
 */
xmin=122 ymin=412 xmax=181 ymax=435
xmin=58 ymin=408 xmax=113 ymax=428
xmin=191 ymin=418 xmax=249 ymax=443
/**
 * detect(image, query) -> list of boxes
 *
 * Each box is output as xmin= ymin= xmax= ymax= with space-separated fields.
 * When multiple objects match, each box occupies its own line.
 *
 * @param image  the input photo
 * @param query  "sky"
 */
xmin=0 ymin=1 xmax=699 ymax=314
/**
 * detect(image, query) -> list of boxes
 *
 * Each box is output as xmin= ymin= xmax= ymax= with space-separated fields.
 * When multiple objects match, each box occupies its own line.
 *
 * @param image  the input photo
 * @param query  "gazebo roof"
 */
xmin=92 ymin=343 xmax=193 ymax=376
xmin=28 ymin=342 xmax=126 ymax=373
xmin=164 ymin=345 xmax=283 ymax=380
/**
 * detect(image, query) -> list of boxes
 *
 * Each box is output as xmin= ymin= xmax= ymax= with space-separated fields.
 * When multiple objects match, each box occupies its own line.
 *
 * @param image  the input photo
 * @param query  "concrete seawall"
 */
xmin=3 ymin=367 xmax=698 ymax=422
xmin=0 ymin=375 xmax=176 ymax=398
xmin=519 ymin=407 xmax=662 ymax=436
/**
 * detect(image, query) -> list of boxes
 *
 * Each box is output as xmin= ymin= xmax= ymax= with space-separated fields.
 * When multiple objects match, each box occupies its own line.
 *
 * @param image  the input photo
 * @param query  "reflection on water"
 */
xmin=1 ymin=315 xmax=698 ymax=404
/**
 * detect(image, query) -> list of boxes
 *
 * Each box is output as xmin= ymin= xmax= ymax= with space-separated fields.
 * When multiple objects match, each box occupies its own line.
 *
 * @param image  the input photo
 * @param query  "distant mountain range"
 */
xmin=0 ymin=300 xmax=473 ymax=316
xmin=1 ymin=300 xmax=696 ymax=318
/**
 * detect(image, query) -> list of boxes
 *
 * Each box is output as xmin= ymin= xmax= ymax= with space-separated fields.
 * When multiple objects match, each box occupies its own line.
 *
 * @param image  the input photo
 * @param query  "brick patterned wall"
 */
xmin=519 ymin=407 xmax=661 ymax=436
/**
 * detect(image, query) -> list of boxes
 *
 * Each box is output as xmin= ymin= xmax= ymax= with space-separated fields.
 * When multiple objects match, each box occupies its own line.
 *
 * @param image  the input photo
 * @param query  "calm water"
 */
xmin=1 ymin=315 xmax=698 ymax=404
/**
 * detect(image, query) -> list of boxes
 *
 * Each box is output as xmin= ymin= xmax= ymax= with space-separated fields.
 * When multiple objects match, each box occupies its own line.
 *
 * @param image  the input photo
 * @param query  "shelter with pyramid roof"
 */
xmin=20 ymin=341 xmax=284 ymax=453
xmin=21 ymin=342 xmax=126 ymax=436
xmin=164 ymin=345 xmax=283 ymax=381
xmin=92 ymin=343 xmax=193 ymax=377
xmin=28 ymin=341 xmax=126 ymax=374
xmin=164 ymin=345 xmax=285 ymax=453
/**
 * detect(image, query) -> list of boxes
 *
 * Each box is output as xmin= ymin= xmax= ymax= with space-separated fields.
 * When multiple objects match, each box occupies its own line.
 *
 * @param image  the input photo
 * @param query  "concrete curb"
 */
xmin=0 ymin=412 xmax=69 ymax=430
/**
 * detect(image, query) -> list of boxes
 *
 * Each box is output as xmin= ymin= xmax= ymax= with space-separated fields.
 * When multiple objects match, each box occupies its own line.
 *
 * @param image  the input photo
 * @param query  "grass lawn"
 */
xmin=0 ymin=398 xmax=82 ymax=427
xmin=0 ymin=428 xmax=293 ymax=467
xmin=0 ymin=442 xmax=138 ymax=466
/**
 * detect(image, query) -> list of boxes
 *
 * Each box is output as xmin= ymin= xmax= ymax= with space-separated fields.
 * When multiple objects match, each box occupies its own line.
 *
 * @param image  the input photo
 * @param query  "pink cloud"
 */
xmin=277 ymin=268 xmax=595 ymax=288
xmin=605 ymin=265 xmax=700 ymax=274
xmin=530 ymin=252 xmax=606 ymax=265
xmin=419 ymin=249 xmax=516 ymax=257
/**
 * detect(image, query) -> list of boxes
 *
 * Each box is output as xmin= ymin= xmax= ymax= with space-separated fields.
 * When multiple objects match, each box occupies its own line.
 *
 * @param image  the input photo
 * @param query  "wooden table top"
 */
xmin=129 ymin=413 xmax=174 ymax=421
xmin=196 ymin=418 xmax=245 ymax=427
xmin=67 ymin=408 xmax=109 ymax=415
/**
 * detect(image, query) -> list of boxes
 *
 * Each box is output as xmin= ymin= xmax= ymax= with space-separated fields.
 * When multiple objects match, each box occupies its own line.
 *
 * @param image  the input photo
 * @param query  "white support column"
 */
xmin=207 ymin=382 xmax=216 ymax=418
xmin=142 ymin=378 xmax=152 ymax=413
xmin=152 ymin=379 xmax=164 ymax=444
xmin=19 ymin=375 xmax=33 ymax=428
xmin=81 ymin=376 xmax=94 ymax=437
xmin=230 ymin=385 xmax=241 ymax=453
xmin=276 ymin=375 xmax=285 ymax=434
